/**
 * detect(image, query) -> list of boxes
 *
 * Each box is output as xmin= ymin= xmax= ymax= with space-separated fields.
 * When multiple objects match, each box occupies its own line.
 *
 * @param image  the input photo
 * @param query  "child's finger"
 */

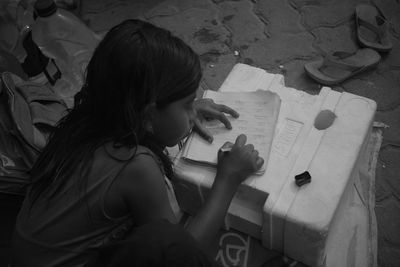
xmin=216 ymin=104 xmax=239 ymax=118
xmin=244 ymin=143 xmax=254 ymax=152
xmin=213 ymin=111 xmax=232 ymax=129
xmin=256 ymin=157 xmax=264 ymax=169
xmin=193 ymin=117 xmax=213 ymax=143
xmin=252 ymin=150 xmax=259 ymax=158
xmin=234 ymin=134 xmax=247 ymax=147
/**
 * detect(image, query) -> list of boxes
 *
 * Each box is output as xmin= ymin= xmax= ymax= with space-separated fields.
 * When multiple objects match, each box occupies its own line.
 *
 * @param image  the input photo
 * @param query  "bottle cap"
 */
xmin=34 ymin=0 xmax=57 ymax=17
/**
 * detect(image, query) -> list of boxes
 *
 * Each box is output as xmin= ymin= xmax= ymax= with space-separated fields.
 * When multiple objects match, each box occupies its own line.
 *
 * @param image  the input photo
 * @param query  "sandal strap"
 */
xmin=331 ymin=51 xmax=356 ymax=59
xmin=356 ymin=13 xmax=389 ymax=41
xmin=322 ymin=52 xmax=362 ymax=72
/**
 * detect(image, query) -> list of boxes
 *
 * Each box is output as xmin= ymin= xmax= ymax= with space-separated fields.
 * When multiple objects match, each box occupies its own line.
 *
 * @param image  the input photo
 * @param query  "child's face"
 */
xmin=151 ymin=92 xmax=197 ymax=147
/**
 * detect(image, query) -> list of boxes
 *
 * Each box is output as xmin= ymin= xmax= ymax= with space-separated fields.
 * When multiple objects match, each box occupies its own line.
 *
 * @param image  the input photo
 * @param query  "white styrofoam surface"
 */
xmin=172 ymin=63 xmax=376 ymax=266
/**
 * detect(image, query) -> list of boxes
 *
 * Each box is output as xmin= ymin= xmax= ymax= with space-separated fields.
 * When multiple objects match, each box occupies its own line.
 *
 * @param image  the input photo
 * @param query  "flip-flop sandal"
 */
xmin=355 ymin=4 xmax=393 ymax=52
xmin=304 ymin=48 xmax=381 ymax=85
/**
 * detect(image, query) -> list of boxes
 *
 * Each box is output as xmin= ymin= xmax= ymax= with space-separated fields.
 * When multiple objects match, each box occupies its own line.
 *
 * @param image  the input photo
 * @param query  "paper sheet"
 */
xmin=182 ymin=90 xmax=281 ymax=174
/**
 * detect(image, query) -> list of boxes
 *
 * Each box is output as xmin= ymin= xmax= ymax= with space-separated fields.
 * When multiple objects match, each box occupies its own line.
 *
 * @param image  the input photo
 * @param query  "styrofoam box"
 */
xmin=172 ymin=64 xmax=376 ymax=266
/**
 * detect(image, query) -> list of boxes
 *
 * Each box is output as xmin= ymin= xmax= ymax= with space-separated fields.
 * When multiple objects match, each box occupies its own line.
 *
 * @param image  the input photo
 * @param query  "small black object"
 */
xmin=21 ymin=32 xmax=49 ymax=77
xmin=295 ymin=171 xmax=311 ymax=187
xmin=21 ymin=32 xmax=61 ymax=85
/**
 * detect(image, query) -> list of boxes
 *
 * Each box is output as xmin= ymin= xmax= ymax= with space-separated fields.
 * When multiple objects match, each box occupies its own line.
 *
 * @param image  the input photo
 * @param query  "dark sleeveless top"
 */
xmin=12 ymin=144 xmax=181 ymax=267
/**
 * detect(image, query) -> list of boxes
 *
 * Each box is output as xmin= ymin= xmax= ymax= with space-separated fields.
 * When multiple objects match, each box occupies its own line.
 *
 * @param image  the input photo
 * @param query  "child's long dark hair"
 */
xmin=28 ymin=19 xmax=202 ymax=203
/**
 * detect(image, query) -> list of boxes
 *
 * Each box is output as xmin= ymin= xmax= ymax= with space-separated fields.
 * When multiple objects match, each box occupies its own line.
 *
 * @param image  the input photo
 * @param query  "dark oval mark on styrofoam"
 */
xmin=314 ymin=110 xmax=336 ymax=130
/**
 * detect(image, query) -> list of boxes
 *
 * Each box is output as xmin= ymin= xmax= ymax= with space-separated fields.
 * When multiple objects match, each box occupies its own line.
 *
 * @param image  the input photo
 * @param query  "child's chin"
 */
xmin=166 ymin=139 xmax=181 ymax=147
xmin=166 ymin=144 xmax=176 ymax=148
xmin=165 ymin=137 xmax=184 ymax=147
xmin=165 ymin=131 xmax=191 ymax=147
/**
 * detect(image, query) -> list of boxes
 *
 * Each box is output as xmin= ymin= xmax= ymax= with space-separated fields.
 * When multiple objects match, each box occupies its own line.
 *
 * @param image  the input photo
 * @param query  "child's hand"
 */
xmin=216 ymin=134 xmax=264 ymax=187
xmin=193 ymin=98 xmax=239 ymax=143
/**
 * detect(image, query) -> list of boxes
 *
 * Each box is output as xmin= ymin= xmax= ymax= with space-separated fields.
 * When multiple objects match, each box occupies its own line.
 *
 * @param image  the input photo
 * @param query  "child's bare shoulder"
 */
xmin=109 ymin=145 xmax=177 ymax=222
xmin=125 ymin=151 xmax=163 ymax=179
xmin=112 ymin=146 xmax=165 ymax=194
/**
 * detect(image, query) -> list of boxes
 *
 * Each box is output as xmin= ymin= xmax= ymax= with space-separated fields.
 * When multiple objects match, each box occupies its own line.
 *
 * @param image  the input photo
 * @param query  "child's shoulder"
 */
xmin=103 ymin=142 xmax=158 ymax=162
xmin=100 ymin=143 xmax=171 ymax=221
xmin=102 ymin=142 xmax=164 ymax=178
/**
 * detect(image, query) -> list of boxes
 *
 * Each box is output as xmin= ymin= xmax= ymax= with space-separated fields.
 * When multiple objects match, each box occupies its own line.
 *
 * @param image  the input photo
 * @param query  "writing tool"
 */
xmin=219 ymin=146 xmax=232 ymax=153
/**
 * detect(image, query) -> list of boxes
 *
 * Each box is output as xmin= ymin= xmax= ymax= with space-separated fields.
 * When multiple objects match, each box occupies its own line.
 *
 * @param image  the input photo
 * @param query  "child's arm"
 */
xmin=117 ymin=154 xmax=178 ymax=225
xmin=185 ymin=170 xmax=240 ymax=246
xmin=115 ymin=135 xmax=262 ymax=248
xmin=186 ymin=134 xmax=264 ymax=247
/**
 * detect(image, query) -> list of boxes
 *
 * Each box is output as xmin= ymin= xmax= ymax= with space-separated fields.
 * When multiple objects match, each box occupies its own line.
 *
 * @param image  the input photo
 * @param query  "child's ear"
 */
xmin=143 ymin=102 xmax=157 ymax=120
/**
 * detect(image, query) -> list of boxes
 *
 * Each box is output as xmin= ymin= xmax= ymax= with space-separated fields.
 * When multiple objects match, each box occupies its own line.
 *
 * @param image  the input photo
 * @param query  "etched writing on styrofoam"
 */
xmin=215 ymin=232 xmax=250 ymax=267
xmin=273 ymin=119 xmax=303 ymax=157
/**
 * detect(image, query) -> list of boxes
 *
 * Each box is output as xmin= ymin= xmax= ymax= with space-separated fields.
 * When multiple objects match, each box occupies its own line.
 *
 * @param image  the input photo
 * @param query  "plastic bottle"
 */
xmin=0 ymin=1 xmax=62 ymax=85
xmin=31 ymin=0 xmax=101 ymax=107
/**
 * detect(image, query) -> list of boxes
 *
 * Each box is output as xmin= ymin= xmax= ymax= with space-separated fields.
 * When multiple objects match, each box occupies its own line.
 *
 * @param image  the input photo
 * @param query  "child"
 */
xmin=12 ymin=19 xmax=264 ymax=266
